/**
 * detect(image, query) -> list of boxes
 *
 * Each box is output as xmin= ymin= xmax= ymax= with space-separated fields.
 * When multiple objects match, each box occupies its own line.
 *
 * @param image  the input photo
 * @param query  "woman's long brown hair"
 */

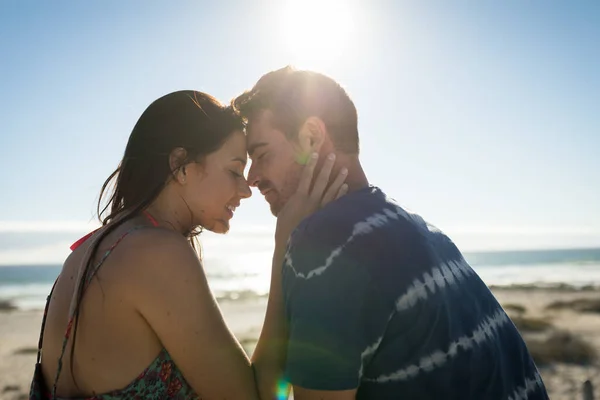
xmin=67 ymin=90 xmax=244 ymax=387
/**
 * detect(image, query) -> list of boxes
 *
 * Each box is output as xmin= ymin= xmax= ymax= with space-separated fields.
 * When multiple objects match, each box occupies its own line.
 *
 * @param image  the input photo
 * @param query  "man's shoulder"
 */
xmin=287 ymin=186 xmax=443 ymax=276
xmin=292 ymin=186 xmax=432 ymax=247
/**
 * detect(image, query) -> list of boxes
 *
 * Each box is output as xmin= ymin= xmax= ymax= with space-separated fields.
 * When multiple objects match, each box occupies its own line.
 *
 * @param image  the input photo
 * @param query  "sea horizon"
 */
xmin=2 ymin=246 xmax=599 ymax=311
xmin=2 ymin=244 xmax=600 ymax=266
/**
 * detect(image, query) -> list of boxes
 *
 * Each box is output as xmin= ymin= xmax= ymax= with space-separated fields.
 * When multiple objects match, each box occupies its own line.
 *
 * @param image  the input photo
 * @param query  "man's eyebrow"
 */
xmin=231 ymin=157 xmax=247 ymax=166
xmin=247 ymin=142 xmax=268 ymax=157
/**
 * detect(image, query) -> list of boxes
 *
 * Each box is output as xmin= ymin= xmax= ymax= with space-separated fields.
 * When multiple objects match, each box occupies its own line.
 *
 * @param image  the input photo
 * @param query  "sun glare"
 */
xmin=279 ymin=0 xmax=357 ymax=68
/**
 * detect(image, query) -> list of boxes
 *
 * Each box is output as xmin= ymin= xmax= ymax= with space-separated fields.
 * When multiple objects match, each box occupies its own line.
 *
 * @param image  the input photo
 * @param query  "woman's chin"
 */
xmin=206 ymin=219 xmax=230 ymax=234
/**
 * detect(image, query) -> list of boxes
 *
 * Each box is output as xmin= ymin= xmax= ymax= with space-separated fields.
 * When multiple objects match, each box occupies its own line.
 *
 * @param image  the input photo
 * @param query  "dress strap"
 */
xmin=52 ymin=222 xmax=153 ymax=398
xmin=142 ymin=210 xmax=160 ymax=227
xmin=69 ymin=229 xmax=99 ymax=251
xmin=36 ymin=278 xmax=59 ymax=365
xmin=69 ymin=211 xmax=159 ymax=251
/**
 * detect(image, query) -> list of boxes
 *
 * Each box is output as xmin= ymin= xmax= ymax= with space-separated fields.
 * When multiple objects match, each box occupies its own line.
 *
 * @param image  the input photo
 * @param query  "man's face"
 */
xmin=246 ymin=110 xmax=304 ymax=216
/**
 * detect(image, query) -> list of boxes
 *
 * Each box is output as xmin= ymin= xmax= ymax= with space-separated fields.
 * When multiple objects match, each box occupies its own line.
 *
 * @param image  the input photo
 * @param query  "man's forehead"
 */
xmin=246 ymin=137 xmax=268 ymax=157
xmin=246 ymin=109 xmax=274 ymax=137
xmin=246 ymin=110 xmax=279 ymax=153
xmin=246 ymin=123 xmax=268 ymax=151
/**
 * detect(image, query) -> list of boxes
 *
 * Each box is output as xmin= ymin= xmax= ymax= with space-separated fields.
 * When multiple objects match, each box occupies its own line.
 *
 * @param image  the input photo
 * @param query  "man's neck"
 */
xmin=335 ymin=156 xmax=369 ymax=193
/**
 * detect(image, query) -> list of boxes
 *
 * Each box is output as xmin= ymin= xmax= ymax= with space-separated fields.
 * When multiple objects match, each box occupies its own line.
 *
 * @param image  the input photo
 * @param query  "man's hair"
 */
xmin=232 ymin=66 xmax=359 ymax=154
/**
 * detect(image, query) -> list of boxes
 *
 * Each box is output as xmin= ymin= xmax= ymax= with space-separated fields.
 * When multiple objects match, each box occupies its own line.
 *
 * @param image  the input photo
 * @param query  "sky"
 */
xmin=0 ymin=0 xmax=599 ymax=265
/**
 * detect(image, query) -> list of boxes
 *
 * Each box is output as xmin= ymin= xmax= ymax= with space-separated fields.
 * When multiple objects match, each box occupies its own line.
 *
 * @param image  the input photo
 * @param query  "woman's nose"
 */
xmin=239 ymin=179 xmax=252 ymax=199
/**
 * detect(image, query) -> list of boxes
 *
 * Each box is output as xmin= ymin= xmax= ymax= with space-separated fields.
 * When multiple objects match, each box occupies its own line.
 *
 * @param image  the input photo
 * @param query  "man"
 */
xmin=233 ymin=67 xmax=548 ymax=399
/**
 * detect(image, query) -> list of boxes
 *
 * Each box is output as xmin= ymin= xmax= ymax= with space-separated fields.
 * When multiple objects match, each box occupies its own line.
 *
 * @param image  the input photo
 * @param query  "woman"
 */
xmin=30 ymin=90 xmax=346 ymax=399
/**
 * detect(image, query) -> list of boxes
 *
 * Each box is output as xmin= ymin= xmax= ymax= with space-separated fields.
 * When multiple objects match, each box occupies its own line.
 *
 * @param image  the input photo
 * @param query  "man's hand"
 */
xmin=275 ymin=152 xmax=347 ymax=245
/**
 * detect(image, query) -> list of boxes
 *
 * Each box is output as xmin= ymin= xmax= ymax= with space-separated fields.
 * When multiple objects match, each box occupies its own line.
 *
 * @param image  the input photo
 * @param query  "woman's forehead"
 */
xmin=220 ymin=130 xmax=248 ymax=162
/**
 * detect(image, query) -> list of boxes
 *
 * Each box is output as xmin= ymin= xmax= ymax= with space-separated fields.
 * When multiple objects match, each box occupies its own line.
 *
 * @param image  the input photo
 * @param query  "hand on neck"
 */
xmin=328 ymin=153 xmax=369 ymax=193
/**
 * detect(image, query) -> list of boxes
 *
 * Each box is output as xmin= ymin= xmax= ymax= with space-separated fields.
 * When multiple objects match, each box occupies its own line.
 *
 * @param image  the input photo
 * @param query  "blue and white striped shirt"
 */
xmin=282 ymin=186 xmax=548 ymax=399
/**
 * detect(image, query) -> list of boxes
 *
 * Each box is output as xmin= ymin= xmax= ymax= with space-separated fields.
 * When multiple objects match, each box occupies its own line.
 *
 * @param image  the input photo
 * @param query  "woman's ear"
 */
xmin=169 ymin=147 xmax=188 ymax=184
xmin=296 ymin=117 xmax=327 ymax=163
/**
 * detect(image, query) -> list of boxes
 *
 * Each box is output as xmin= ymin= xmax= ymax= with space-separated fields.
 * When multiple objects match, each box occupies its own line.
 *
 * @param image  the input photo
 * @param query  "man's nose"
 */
xmin=247 ymin=163 xmax=260 ymax=187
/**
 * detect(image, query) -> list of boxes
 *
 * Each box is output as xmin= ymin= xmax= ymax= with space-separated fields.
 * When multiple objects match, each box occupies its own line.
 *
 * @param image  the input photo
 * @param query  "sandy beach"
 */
xmin=0 ymin=298 xmax=268 ymax=400
xmin=2 ymin=289 xmax=599 ymax=400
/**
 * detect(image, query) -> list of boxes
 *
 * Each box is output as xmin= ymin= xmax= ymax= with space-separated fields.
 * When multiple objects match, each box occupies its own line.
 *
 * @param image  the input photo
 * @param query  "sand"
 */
xmin=493 ymin=288 xmax=600 ymax=399
xmin=0 ymin=299 xmax=267 ymax=400
xmin=2 ymin=289 xmax=599 ymax=400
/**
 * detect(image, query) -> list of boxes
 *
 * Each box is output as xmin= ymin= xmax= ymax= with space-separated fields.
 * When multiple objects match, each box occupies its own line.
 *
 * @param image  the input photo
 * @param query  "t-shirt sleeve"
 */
xmin=282 ymin=219 xmax=395 ymax=391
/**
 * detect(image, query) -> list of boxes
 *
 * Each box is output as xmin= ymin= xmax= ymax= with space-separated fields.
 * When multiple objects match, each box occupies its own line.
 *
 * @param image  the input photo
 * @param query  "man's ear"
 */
xmin=169 ymin=147 xmax=189 ymax=184
xmin=296 ymin=116 xmax=327 ymax=162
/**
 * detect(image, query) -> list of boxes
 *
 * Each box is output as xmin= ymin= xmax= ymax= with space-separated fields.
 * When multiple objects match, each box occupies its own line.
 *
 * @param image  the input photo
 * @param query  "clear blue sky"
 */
xmin=1 ymin=0 xmax=599 ymax=263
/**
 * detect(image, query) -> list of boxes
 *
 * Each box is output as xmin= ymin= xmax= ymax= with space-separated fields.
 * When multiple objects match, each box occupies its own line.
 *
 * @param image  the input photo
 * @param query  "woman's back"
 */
xmin=38 ymin=219 xmax=197 ymax=399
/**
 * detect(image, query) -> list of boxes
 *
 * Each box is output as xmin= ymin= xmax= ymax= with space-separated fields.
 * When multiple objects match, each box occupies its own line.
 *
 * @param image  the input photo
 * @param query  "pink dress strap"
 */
xmin=69 ymin=229 xmax=99 ymax=251
xmin=69 ymin=211 xmax=159 ymax=250
xmin=142 ymin=210 xmax=160 ymax=227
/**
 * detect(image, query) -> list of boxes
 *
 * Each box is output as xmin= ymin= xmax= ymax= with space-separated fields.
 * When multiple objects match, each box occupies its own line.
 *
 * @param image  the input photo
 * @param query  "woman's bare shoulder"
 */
xmin=107 ymin=228 xmax=205 ymax=291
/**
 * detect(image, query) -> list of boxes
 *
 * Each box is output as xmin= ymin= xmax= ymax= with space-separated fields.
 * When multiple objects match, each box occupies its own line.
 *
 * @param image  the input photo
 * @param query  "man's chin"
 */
xmin=268 ymin=200 xmax=283 ymax=217
xmin=264 ymin=191 xmax=288 ymax=217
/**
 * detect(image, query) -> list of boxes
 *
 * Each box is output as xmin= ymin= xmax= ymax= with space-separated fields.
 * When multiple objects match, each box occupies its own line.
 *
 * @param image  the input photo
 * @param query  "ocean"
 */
xmin=1 ymin=247 xmax=599 ymax=311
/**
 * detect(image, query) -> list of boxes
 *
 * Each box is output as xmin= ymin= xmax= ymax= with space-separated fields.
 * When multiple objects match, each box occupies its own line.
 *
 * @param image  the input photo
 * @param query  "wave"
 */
xmin=2 ymin=248 xmax=599 ymax=311
xmin=0 ymin=282 xmax=268 ymax=311
xmin=464 ymin=247 xmax=600 ymax=267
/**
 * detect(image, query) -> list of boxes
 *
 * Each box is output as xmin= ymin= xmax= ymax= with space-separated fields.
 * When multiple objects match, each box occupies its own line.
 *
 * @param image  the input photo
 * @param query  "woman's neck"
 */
xmin=145 ymin=187 xmax=195 ymax=235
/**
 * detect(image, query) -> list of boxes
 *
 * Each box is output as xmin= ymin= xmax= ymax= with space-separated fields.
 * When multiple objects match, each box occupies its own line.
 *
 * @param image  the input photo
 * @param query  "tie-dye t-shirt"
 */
xmin=282 ymin=186 xmax=548 ymax=399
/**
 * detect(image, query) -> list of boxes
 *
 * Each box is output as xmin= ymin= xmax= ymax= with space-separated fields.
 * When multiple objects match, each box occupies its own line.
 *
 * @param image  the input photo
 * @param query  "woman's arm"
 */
xmin=251 ymin=240 xmax=291 ymax=399
xmin=128 ymin=229 xmax=260 ymax=400
xmin=252 ymin=153 xmax=348 ymax=399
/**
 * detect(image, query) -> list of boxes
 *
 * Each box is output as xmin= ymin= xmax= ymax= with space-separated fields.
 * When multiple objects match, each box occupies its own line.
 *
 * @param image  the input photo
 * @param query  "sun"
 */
xmin=278 ymin=0 xmax=357 ymax=68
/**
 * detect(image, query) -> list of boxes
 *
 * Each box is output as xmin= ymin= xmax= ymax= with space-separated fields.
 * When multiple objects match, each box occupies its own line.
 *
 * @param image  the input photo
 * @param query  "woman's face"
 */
xmin=182 ymin=130 xmax=251 ymax=234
